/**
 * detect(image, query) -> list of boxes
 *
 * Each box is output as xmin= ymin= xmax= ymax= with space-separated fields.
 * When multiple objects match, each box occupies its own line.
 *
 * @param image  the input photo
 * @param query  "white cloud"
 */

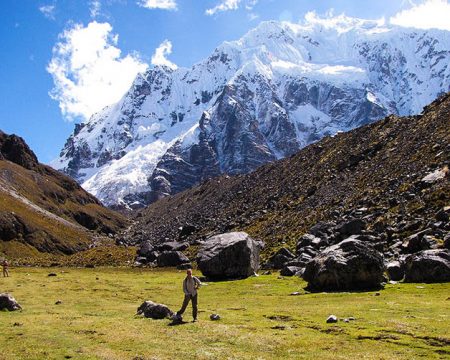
xmin=248 ymin=12 xmax=259 ymax=21
xmin=151 ymin=40 xmax=178 ymax=69
xmin=390 ymin=0 xmax=450 ymax=30
xmin=206 ymin=0 xmax=259 ymax=16
xmin=245 ymin=0 xmax=258 ymax=10
xmin=137 ymin=0 xmax=177 ymax=10
xmin=206 ymin=0 xmax=241 ymax=15
xmin=47 ymin=21 xmax=148 ymax=121
xmin=89 ymin=0 xmax=102 ymax=18
xmin=39 ymin=4 xmax=56 ymax=20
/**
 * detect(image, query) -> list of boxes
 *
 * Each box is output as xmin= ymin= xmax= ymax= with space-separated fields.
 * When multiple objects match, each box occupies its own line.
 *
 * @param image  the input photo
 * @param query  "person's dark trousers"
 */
xmin=177 ymin=294 xmax=198 ymax=320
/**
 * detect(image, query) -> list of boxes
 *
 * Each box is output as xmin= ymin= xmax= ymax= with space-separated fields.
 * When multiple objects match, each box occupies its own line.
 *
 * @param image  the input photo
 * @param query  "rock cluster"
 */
xmin=135 ymin=240 xmax=191 ymax=269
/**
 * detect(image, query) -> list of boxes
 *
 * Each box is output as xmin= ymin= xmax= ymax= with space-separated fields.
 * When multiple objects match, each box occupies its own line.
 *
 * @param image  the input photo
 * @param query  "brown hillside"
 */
xmin=125 ymin=93 xmax=450 ymax=259
xmin=0 ymin=131 xmax=129 ymax=260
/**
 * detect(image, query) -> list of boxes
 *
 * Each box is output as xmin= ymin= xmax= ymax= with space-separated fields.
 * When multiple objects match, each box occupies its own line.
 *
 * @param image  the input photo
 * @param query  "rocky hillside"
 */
xmin=123 ymin=93 xmax=449 ymax=263
xmin=0 ymin=130 xmax=128 ymax=259
xmin=51 ymin=16 xmax=450 ymax=209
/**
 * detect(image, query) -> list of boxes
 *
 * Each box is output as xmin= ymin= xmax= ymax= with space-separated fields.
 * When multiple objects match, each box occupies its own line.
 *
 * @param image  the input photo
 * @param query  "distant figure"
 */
xmin=176 ymin=269 xmax=201 ymax=322
xmin=2 ymin=259 xmax=9 ymax=277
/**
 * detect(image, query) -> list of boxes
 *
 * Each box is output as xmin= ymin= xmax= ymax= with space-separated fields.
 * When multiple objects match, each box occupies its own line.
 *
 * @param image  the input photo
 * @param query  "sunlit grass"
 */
xmin=0 ymin=268 xmax=448 ymax=359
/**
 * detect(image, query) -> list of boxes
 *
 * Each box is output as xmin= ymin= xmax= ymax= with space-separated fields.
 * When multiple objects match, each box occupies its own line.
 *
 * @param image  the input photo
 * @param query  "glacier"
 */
xmin=51 ymin=14 xmax=450 ymax=208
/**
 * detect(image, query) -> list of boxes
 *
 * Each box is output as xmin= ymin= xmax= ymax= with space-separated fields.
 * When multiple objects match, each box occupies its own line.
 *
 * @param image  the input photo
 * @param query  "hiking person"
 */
xmin=2 ymin=259 xmax=9 ymax=277
xmin=176 ymin=269 xmax=201 ymax=322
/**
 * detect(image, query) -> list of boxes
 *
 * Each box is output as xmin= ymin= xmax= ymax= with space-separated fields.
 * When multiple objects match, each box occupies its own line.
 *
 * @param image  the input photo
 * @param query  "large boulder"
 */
xmin=137 ymin=300 xmax=173 ymax=319
xmin=303 ymin=238 xmax=385 ymax=291
xmin=404 ymin=249 xmax=450 ymax=283
xmin=197 ymin=232 xmax=261 ymax=280
xmin=0 ymin=293 xmax=22 ymax=311
xmin=156 ymin=251 xmax=190 ymax=267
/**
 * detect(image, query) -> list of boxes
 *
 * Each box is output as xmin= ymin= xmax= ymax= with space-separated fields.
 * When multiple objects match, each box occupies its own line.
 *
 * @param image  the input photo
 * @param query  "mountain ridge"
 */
xmin=52 ymin=16 xmax=450 ymax=208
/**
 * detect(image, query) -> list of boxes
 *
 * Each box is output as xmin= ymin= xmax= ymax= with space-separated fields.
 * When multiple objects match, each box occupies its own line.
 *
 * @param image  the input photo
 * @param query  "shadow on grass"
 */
xmin=168 ymin=320 xmax=190 ymax=326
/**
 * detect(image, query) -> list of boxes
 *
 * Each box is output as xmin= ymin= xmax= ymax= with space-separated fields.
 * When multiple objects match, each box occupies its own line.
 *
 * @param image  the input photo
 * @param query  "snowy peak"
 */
xmin=52 ymin=17 xmax=450 ymax=208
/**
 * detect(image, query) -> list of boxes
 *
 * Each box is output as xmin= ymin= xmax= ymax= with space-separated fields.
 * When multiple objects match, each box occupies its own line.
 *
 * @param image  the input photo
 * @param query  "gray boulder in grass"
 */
xmin=0 ymin=293 xmax=22 ymax=311
xmin=303 ymin=238 xmax=385 ymax=291
xmin=136 ymin=301 xmax=173 ymax=319
xmin=197 ymin=232 xmax=262 ymax=280
xmin=404 ymin=249 xmax=450 ymax=283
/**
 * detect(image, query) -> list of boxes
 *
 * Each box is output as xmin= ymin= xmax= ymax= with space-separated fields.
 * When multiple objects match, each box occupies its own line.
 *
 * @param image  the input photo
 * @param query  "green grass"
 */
xmin=0 ymin=268 xmax=449 ymax=359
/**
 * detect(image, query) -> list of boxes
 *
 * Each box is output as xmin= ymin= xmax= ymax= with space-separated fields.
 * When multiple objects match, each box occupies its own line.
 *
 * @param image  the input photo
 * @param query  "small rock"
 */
xmin=210 ymin=314 xmax=221 ymax=321
xmin=387 ymin=260 xmax=404 ymax=281
xmin=48 ymin=273 xmax=57 ymax=277
xmin=348 ymin=317 xmax=356 ymax=321
xmin=55 ymin=300 xmax=62 ymax=305
xmin=280 ymin=266 xmax=302 ymax=277
xmin=421 ymin=168 xmax=447 ymax=184
xmin=436 ymin=209 xmax=449 ymax=222
xmin=374 ymin=292 xmax=381 ymax=296
xmin=343 ymin=318 xmax=350 ymax=323
xmin=326 ymin=315 xmax=338 ymax=323
xmin=290 ymin=292 xmax=301 ymax=296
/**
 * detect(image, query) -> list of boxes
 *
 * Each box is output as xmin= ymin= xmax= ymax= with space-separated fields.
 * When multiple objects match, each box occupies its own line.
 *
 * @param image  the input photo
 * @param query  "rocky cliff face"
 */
xmin=51 ymin=16 xmax=450 ymax=208
xmin=0 ymin=131 xmax=128 ymax=258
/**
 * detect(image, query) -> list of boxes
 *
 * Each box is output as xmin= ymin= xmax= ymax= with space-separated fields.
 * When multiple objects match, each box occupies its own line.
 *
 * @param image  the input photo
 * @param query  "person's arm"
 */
xmin=183 ymin=278 xmax=188 ymax=295
xmin=194 ymin=276 xmax=202 ymax=289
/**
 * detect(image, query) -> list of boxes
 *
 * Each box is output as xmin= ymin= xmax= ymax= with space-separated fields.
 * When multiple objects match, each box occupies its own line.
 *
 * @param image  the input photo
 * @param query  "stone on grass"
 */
xmin=197 ymin=232 xmax=262 ymax=280
xmin=280 ymin=266 xmax=303 ymax=277
xmin=137 ymin=301 xmax=173 ymax=319
xmin=303 ymin=238 xmax=384 ymax=291
xmin=404 ymin=249 xmax=450 ymax=283
xmin=326 ymin=315 xmax=338 ymax=323
xmin=386 ymin=260 xmax=404 ymax=281
xmin=210 ymin=314 xmax=221 ymax=321
xmin=0 ymin=293 xmax=22 ymax=311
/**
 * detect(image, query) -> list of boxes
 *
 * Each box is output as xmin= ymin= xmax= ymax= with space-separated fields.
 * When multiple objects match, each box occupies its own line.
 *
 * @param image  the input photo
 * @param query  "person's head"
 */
xmin=186 ymin=269 xmax=192 ymax=278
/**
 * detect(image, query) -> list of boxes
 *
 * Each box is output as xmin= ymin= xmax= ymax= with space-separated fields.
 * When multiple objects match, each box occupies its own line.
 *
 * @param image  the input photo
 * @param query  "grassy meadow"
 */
xmin=0 ymin=267 xmax=449 ymax=359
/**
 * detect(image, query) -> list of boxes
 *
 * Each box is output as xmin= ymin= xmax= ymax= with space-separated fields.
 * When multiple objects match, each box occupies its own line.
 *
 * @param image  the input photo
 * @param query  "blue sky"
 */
xmin=1 ymin=0 xmax=449 ymax=163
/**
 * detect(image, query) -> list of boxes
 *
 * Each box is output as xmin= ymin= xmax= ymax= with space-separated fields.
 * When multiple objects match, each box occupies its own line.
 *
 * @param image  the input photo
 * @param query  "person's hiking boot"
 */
xmin=192 ymin=318 xmax=197 ymax=322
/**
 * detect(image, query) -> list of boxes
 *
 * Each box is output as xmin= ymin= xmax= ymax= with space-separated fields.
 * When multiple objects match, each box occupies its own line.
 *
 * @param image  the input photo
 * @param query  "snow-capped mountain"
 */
xmin=52 ymin=15 xmax=450 ymax=209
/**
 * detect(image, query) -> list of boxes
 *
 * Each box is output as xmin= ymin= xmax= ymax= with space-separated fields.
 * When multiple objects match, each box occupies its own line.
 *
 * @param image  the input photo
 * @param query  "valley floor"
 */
xmin=0 ymin=268 xmax=449 ymax=359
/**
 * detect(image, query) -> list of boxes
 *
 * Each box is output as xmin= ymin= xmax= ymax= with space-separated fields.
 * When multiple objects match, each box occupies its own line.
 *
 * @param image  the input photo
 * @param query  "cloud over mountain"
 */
xmin=47 ymin=21 xmax=147 ymax=121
